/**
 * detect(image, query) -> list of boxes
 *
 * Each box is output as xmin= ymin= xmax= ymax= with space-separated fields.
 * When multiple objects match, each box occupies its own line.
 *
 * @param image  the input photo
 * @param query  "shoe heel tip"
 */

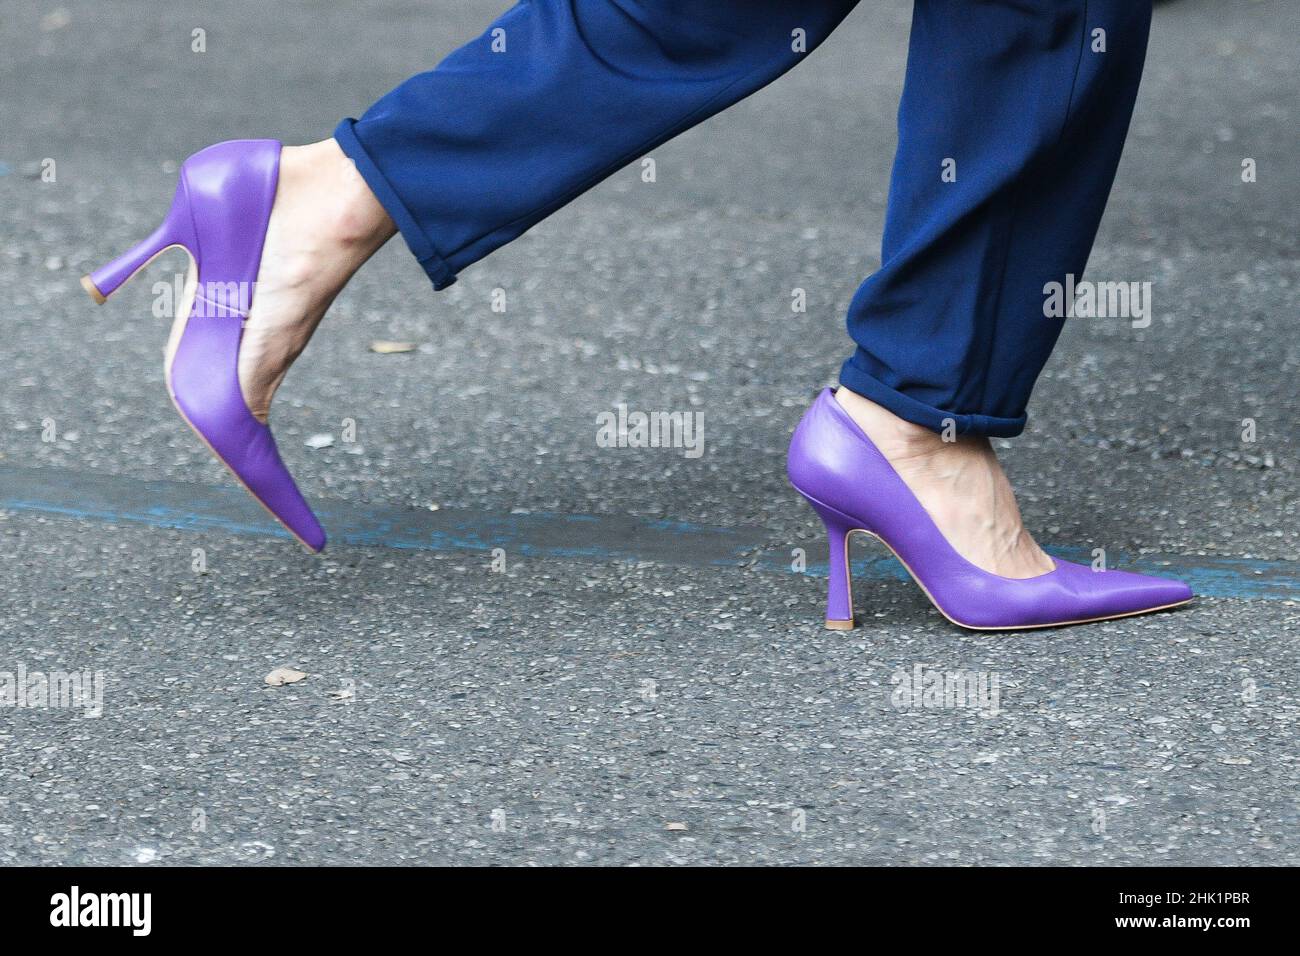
xmin=825 ymin=618 xmax=855 ymax=631
xmin=80 ymin=275 xmax=107 ymax=305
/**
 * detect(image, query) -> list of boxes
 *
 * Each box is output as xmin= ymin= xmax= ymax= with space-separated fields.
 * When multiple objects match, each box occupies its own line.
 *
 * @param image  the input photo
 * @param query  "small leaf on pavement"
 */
xmin=265 ymin=667 xmax=308 ymax=687
xmin=370 ymin=340 xmax=417 ymax=354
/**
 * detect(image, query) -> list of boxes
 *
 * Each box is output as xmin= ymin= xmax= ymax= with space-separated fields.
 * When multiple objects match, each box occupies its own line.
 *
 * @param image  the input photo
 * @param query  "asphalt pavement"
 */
xmin=0 ymin=0 xmax=1296 ymax=865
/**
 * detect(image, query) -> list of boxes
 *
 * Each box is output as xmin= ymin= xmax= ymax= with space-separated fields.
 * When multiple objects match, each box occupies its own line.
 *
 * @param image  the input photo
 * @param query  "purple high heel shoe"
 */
xmin=788 ymin=388 xmax=1193 ymax=630
xmin=82 ymin=140 xmax=326 ymax=552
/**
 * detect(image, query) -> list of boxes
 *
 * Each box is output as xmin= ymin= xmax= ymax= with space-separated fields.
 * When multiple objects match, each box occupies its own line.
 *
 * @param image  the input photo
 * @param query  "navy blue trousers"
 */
xmin=335 ymin=0 xmax=1152 ymax=437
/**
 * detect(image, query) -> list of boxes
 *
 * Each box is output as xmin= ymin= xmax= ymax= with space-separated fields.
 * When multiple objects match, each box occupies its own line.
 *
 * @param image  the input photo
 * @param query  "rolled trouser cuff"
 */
xmin=838 ymin=357 xmax=1028 ymax=439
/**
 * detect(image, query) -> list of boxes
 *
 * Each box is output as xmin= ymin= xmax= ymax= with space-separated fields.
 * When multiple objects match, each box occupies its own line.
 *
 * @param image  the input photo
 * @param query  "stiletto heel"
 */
xmin=81 ymin=182 xmax=196 ymax=303
xmin=810 ymin=500 xmax=857 ymax=630
xmin=83 ymin=139 xmax=327 ymax=552
xmin=788 ymin=388 xmax=1193 ymax=631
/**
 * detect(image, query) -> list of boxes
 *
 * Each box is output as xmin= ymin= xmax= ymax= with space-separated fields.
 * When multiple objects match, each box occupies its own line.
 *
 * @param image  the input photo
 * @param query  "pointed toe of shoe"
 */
xmin=1110 ymin=571 xmax=1193 ymax=614
xmin=218 ymin=419 xmax=328 ymax=552
xmin=297 ymin=520 xmax=327 ymax=554
xmin=959 ymin=562 xmax=1195 ymax=630
xmin=171 ymin=374 xmax=327 ymax=553
xmin=1151 ymin=574 xmax=1194 ymax=605
xmin=1059 ymin=563 xmax=1193 ymax=622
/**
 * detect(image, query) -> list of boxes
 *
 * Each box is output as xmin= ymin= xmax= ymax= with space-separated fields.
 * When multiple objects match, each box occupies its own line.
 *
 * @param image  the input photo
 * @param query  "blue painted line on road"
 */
xmin=0 ymin=465 xmax=1295 ymax=601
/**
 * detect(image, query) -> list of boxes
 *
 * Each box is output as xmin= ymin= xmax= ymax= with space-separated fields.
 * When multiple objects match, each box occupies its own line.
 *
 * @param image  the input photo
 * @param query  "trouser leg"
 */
xmin=838 ymin=0 xmax=1153 ymax=437
xmin=336 ymin=0 xmax=859 ymax=290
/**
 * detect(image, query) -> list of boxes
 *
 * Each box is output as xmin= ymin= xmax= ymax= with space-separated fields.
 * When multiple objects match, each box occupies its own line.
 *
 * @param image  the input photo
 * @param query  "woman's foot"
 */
xmin=834 ymin=387 xmax=1054 ymax=579
xmin=234 ymin=139 xmax=396 ymax=422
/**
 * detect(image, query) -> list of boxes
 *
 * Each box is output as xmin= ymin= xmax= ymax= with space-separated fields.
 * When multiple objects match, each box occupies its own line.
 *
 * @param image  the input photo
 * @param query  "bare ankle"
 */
xmin=280 ymin=139 xmax=396 ymax=251
xmin=834 ymin=386 xmax=947 ymax=457
xmin=829 ymin=388 xmax=1051 ymax=577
